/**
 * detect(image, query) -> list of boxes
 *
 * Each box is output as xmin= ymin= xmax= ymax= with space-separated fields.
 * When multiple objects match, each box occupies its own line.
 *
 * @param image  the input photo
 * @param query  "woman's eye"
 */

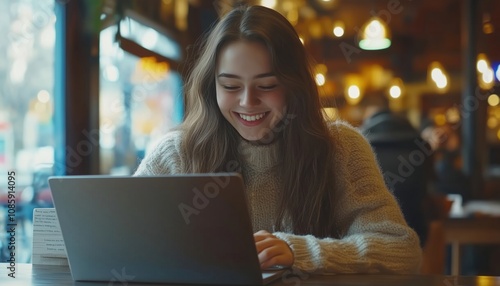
xmin=223 ymin=85 xmax=239 ymax=90
xmin=260 ymin=85 xmax=277 ymax=90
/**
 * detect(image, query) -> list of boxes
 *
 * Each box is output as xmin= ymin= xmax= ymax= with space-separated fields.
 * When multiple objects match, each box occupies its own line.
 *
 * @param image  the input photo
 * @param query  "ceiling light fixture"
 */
xmin=358 ymin=16 xmax=391 ymax=50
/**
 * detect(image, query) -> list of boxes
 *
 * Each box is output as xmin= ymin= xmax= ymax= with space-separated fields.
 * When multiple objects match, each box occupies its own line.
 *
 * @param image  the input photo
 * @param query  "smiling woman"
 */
xmin=215 ymin=40 xmax=287 ymax=142
xmin=134 ymin=4 xmax=421 ymax=274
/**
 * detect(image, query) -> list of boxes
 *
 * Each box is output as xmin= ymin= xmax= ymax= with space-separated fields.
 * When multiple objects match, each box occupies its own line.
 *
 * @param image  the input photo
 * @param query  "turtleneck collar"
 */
xmin=238 ymin=138 xmax=282 ymax=171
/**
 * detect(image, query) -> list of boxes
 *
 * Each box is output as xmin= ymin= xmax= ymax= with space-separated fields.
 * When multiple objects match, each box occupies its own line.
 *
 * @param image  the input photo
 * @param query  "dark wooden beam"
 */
xmin=54 ymin=0 xmax=100 ymax=175
xmin=461 ymin=0 xmax=487 ymax=199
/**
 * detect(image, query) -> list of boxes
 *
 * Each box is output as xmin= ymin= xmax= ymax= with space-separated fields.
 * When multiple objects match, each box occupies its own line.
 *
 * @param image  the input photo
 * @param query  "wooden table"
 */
xmin=1 ymin=264 xmax=500 ymax=285
xmin=443 ymin=216 xmax=500 ymax=275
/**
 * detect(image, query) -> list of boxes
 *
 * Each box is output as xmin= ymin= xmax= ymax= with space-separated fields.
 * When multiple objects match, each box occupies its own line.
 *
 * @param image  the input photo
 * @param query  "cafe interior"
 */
xmin=60 ymin=0 xmax=500 ymax=195
xmin=1 ymin=0 xmax=500 ymax=281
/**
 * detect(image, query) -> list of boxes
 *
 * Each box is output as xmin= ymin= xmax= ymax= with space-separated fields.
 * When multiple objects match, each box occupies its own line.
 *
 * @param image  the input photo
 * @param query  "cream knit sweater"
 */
xmin=134 ymin=121 xmax=422 ymax=274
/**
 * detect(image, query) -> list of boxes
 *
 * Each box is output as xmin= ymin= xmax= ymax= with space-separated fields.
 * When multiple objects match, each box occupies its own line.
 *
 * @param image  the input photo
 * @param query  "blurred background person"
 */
xmin=359 ymin=91 xmax=432 ymax=247
xmin=420 ymin=120 xmax=471 ymax=202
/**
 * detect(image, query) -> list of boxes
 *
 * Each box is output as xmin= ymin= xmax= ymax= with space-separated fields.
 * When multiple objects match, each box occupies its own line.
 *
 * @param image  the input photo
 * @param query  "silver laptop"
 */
xmin=48 ymin=173 xmax=286 ymax=285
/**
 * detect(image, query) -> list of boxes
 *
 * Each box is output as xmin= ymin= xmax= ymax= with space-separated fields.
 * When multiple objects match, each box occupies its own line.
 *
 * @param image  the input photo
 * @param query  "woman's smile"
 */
xmin=234 ymin=111 xmax=269 ymax=126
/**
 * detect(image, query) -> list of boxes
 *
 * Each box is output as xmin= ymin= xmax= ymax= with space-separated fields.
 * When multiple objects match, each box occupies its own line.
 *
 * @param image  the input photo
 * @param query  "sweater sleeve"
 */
xmin=274 ymin=122 xmax=422 ymax=274
xmin=133 ymin=131 xmax=183 ymax=176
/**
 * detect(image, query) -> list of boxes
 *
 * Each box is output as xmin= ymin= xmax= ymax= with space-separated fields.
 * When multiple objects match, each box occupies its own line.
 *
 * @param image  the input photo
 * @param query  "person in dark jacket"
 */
xmin=360 ymin=92 xmax=431 ymax=247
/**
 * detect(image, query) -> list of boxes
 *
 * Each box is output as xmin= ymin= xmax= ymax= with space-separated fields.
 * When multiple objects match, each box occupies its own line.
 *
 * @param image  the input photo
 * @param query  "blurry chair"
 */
xmin=420 ymin=220 xmax=445 ymax=274
xmin=420 ymin=194 xmax=452 ymax=274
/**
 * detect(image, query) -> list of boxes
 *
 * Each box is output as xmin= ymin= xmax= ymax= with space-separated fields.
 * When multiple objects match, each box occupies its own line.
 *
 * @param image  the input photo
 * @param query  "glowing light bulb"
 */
xmin=315 ymin=73 xmax=326 ymax=86
xmin=333 ymin=21 xmax=344 ymax=37
xmin=477 ymin=59 xmax=488 ymax=73
xmin=348 ymin=85 xmax=360 ymax=99
xmin=389 ymin=85 xmax=401 ymax=99
xmin=488 ymin=94 xmax=500 ymax=106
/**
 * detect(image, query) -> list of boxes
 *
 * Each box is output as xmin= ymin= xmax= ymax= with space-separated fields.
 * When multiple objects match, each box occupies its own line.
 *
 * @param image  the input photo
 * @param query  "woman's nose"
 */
xmin=240 ymin=88 xmax=260 ymax=107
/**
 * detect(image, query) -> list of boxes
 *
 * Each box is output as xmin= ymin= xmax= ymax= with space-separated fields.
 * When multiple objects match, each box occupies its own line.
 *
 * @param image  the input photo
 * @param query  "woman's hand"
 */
xmin=254 ymin=230 xmax=294 ymax=269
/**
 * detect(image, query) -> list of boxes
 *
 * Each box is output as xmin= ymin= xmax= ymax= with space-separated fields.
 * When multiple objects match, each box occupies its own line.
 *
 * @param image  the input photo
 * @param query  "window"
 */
xmin=99 ymin=21 xmax=183 ymax=175
xmin=0 ymin=0 xmax=56 ymax=262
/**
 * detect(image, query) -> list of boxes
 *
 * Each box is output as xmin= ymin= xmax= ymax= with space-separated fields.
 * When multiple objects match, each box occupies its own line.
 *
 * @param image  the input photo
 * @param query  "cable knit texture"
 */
xmin=134 ymin=120 xmax=422 ymax=274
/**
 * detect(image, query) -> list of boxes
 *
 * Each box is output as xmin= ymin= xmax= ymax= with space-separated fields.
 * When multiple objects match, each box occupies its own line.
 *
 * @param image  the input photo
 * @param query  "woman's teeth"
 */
xmin=239 ymin=113 xmax=265 ymax=122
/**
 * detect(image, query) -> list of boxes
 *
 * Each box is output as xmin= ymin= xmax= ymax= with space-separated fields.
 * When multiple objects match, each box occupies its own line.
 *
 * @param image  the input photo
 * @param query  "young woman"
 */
xmin=134 ymin=5 xmax=421 ymax=274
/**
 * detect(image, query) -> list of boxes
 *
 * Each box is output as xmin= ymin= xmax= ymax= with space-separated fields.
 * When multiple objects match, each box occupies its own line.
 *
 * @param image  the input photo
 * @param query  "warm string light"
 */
xmin=315 ymin=64 xmax=328 ymax=86
xmin=487 ymin=117 xmax=498 ymax=129
xmin=477 ymin=53 xmax=495 ymax=89
xmin=332 ymin=21 xmax=344 ymax=37
xmin=348 ymin=85 xmax=360 ymax=98
xmin=243 ymin=3 xmax=498 ymax=145
xmin=346 ymin=85 xmax=361 ymax=106
xmin=488 ymin=94 xmax=500 ymax=107
xmin=315 ymin=74 xmax=326 ymax=86
xmin=483 ymin=12 xmax=494 ymax=34
xmin=428 ymin=61 xmax=449 ymax=92
xmin=388 ymin=78 xmax=404 ymax=99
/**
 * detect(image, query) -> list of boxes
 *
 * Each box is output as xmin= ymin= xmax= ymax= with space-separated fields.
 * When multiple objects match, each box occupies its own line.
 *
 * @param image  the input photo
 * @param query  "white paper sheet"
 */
xmin=31 ymin=208 xmax=68 ymax=265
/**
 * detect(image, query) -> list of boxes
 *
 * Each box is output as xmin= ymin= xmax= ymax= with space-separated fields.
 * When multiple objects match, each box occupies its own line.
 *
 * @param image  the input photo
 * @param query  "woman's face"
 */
xmin=215 ymin=40 xmax=287 ymax=143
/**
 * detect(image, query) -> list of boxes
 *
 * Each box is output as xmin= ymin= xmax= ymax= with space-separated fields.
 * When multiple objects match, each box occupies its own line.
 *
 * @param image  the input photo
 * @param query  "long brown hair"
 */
xmin=180 ymin=5 xmax=336 ymax=238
